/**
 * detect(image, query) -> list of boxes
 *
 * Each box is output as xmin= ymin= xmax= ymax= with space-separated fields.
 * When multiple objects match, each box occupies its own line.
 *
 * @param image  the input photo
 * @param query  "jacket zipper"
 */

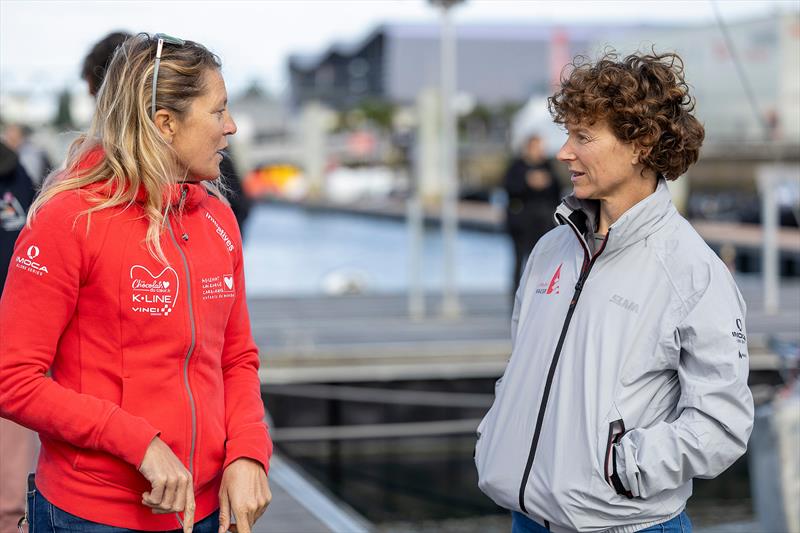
xmin=166 ymin=189 xmax=197 ymax=523
xmin=517 ymin=219 xmax=609 ymax=513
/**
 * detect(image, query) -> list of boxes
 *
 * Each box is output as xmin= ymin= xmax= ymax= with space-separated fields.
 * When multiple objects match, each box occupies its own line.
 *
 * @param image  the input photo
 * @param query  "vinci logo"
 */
xmin=129 ymin=265 xmax=179 ymax=316
xmin=14 ymin=245 xmax=49 ymax=276
xmin=535 ymin=263 xmax=562 ymax=295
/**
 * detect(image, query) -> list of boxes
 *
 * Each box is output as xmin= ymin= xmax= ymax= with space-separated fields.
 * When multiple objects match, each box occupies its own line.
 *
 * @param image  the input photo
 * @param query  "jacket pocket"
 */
xmin=73 ymin=447 xmax=150 ymax=494
xmin=474 ymin=376 xmax=504 ymax=465
xmin=604 ymin=419 xmax=633 ymax=499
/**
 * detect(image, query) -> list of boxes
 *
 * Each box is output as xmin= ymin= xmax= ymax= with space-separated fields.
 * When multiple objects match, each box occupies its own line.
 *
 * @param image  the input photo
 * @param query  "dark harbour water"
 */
xmin=263 ymin=378 xmax=756 ymax=530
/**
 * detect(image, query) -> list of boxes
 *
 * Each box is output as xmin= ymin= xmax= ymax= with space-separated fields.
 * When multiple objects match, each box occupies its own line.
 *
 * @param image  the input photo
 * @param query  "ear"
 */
xmin=153 ymin=109 xmax=177 ymax=144
xmin=631 ymin=144 xmax=649 ymax=166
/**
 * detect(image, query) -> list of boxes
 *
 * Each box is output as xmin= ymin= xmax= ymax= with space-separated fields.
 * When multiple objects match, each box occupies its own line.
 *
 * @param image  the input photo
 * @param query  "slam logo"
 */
xmin=130 ymin=265 xmax=179 ymax=316
xmin=535 ymin=263 xmax=562 ymax=295
xmin=15 ymin=245 xmax=49 ymax=276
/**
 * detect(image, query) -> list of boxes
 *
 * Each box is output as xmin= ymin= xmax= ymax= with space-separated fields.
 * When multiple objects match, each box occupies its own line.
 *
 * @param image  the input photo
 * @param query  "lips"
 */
xmin=570 ymin=171 xmax=586 ymax=180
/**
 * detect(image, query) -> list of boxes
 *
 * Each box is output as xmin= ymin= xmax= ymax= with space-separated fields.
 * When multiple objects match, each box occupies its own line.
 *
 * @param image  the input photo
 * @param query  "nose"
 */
xmin=224 ymin=111 xmax=237 ymax=136
xmin=556 ymin=139 xmax=574 ymax=162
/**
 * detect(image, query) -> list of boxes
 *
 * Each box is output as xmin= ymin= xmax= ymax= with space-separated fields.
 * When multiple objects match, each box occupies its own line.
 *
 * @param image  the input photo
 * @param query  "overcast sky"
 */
xmin=1 ymin=0 xmax=796 ymax=98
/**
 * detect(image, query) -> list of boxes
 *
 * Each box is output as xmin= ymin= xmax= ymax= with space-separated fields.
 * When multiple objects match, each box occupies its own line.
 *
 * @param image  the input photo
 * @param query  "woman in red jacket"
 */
xmin=0 ymin=33 xmax=271 ymax=533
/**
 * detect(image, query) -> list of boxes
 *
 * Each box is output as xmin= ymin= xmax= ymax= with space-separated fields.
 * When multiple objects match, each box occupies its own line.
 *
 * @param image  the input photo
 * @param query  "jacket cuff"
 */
xmin=614 ymin=439 xmax=641 ymax=498
xmin=100 ymin=408 xmax=161 ymax=468
xmin=224 ymin=429 xmax=273 ymax=476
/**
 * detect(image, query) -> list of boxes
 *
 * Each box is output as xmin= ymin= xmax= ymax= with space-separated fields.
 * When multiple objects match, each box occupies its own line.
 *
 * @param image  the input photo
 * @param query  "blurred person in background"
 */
xmin=83 ymin=31 xmax=252 ymax=238
xmin=81 ymin=30 xmax=132 ymax=99
xmin=503 ymin=134 xmax=562 ymax=297
xmin=0 ymin=141 xmax=38 ymax=533
xmin=2 ymin=124 xmax=52 ymax=188
xmin=0 ymin=33 xmax=271 ymax=533
xmin=475 ymin=52 xmax=754 ymax=533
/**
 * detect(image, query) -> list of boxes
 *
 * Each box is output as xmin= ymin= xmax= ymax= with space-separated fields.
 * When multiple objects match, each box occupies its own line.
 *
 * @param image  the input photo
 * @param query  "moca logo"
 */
xmin=15 ymin=244 xmax=49 ymax=275
xmin=731 ymin=318 xmax=747 ymax=344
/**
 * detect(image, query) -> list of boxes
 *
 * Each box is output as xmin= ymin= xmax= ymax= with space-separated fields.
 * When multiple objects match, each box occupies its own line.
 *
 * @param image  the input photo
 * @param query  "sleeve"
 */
xmin=613 ymin=265 xmax=754 ymax=499
xmin=220 ymin=223 xmax=272 ymax=475
xmin=0 ymin=197 xmax=160 ymax=468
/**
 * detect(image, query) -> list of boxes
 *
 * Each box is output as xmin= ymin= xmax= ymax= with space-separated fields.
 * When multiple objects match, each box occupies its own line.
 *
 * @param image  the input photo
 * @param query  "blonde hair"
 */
xmin=30 ymin=32 xmax=228 ymax=263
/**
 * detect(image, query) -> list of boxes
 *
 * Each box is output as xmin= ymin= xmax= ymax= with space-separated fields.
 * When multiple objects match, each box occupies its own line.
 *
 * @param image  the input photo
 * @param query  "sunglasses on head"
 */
xmin=151 ymin=33 xmax=185 ymax=118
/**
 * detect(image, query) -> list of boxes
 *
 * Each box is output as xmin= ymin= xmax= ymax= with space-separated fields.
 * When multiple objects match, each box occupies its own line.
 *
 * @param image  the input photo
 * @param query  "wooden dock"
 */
xmin=256 ymin=454 xmax=371 ymax=533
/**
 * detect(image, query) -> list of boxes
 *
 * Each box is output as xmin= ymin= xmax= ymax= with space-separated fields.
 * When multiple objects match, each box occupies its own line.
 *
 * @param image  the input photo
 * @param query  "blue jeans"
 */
xmin=27 ymin=483 xmax=220 ymax=533
xmin=511 ymin=511 xmax=693 ymax=533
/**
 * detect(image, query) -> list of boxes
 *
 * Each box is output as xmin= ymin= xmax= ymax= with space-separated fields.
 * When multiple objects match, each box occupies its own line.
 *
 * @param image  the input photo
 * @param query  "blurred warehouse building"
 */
xmin=288 ymin=12 xmax=800 ymax=145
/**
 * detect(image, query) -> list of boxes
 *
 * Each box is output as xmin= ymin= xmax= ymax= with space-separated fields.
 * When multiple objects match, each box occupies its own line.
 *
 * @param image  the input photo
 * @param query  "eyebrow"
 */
xmin=567 ymin=125 xmax=591 ymax=134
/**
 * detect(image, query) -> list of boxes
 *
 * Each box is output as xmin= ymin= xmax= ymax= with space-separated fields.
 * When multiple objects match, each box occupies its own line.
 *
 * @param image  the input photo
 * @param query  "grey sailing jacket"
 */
xmin=475 ymin=180 xmax=754 ymax=533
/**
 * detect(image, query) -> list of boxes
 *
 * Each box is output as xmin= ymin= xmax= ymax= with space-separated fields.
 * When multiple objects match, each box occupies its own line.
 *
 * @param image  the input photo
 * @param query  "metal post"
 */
xmin=301 ymin=101 xmax=327 ymax=199
xmin=438 ymin=1 xmax=461 ymax=318
xmin=408 ymin=164 xmax=425 ymax=320
xmin=757 ymin=164 xmax=782 ymax=315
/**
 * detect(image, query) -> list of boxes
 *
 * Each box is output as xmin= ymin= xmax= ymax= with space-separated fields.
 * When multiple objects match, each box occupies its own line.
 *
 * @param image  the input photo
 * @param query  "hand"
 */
xmin=138 ymin=437 xmax=195 ymax=533
xmin=218 ymin=458 xmax=271 ymax=533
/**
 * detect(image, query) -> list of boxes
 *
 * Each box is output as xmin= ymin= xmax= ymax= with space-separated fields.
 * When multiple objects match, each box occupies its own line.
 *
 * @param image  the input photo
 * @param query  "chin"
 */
xmin=192 ymin=165 xmax=221 ymax=181
xmin=572 ymin=185 xmax=593 ymax=200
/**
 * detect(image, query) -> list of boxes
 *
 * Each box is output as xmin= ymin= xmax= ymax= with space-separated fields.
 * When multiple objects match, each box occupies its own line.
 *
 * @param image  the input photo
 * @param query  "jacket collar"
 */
xmin=75 ymin=145 xmax=208 ymax=211
xmin=554 ymin=178 xmax=677 ymax=254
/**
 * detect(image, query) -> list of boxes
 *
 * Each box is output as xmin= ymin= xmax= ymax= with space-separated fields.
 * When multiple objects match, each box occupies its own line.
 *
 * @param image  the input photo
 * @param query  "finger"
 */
xmin=172 ymin=476 xmax=187 ymax=513
xmin=183 ymin=482 xmax=196 ymax=533
xmin=160 ymin=478 xmax=177 ymax=512
xmin=147 ymin=480 xmax=166 ymax=505
xmin=254 ymin=484 xmax=272 ymax=523
xmin=253 ymin=505 xmax=267 ymax=525
xmin=218 ymin=488 xmax=230 ymax=533
xmin=234 ymin=510 xmax=251 ymax=533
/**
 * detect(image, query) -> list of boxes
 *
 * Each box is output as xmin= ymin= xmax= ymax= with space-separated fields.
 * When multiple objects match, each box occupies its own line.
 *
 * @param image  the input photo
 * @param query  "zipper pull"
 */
xmin=178 ymin=185 xmax=189 ymax=241
xmin=178 ymin=185 xmax=188 ymax=211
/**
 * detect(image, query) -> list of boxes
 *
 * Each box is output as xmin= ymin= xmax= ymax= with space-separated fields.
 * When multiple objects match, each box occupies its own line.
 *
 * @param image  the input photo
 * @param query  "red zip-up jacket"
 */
xmin=0 ymin=148 xmax=272 ymax=530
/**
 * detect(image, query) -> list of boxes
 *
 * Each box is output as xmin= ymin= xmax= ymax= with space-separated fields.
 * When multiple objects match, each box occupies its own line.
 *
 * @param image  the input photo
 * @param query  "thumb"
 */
xmin=218 ymin=488 xmax=231 ymax=533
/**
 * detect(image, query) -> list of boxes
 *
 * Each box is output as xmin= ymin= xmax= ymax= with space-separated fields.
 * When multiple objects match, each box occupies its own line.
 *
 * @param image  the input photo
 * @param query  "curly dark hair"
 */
xmin=547 ymin=51 xmax=705 ymax=180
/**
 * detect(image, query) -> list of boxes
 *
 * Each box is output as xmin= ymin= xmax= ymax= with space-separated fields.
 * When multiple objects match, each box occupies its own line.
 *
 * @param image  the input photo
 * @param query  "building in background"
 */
xmin=288 ymin=23 xmax=607 ymax=110
xmin=289 ymin=13 xmax=800 ymax=146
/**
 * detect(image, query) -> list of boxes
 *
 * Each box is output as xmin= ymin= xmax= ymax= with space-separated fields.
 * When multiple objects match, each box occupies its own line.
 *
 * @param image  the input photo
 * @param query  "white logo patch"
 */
xmin=1 ymin=192 xmax=26 ymax=232
xmin=130 ymin=265 xmax=179 ymax=316
xmin=201 ymin=274 xmax=235 ymax=301
xmin=14 ymin=243 xmax=48 ymax=276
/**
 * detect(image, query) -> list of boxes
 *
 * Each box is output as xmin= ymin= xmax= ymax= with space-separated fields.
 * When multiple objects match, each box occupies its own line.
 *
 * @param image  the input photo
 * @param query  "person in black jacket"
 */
xmin=503 ymin=134 xmax=562 ymax=295
xmin=0 ymin=141 xmax=36 ymax=291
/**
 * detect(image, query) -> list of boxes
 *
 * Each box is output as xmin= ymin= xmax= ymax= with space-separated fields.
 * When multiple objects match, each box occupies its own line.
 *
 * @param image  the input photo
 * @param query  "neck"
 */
xmin=597 ymin=174 xmax=658 ymax=234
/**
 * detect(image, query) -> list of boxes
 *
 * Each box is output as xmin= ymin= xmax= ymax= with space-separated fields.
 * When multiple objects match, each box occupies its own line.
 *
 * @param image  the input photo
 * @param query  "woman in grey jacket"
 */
xmin=474 ymin=51 xmax=754 ymax=533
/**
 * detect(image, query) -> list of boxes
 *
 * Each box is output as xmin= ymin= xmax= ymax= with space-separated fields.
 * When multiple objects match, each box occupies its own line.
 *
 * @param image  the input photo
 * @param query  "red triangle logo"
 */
xmin=546 ymin=263 xmax=562 ymax=295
